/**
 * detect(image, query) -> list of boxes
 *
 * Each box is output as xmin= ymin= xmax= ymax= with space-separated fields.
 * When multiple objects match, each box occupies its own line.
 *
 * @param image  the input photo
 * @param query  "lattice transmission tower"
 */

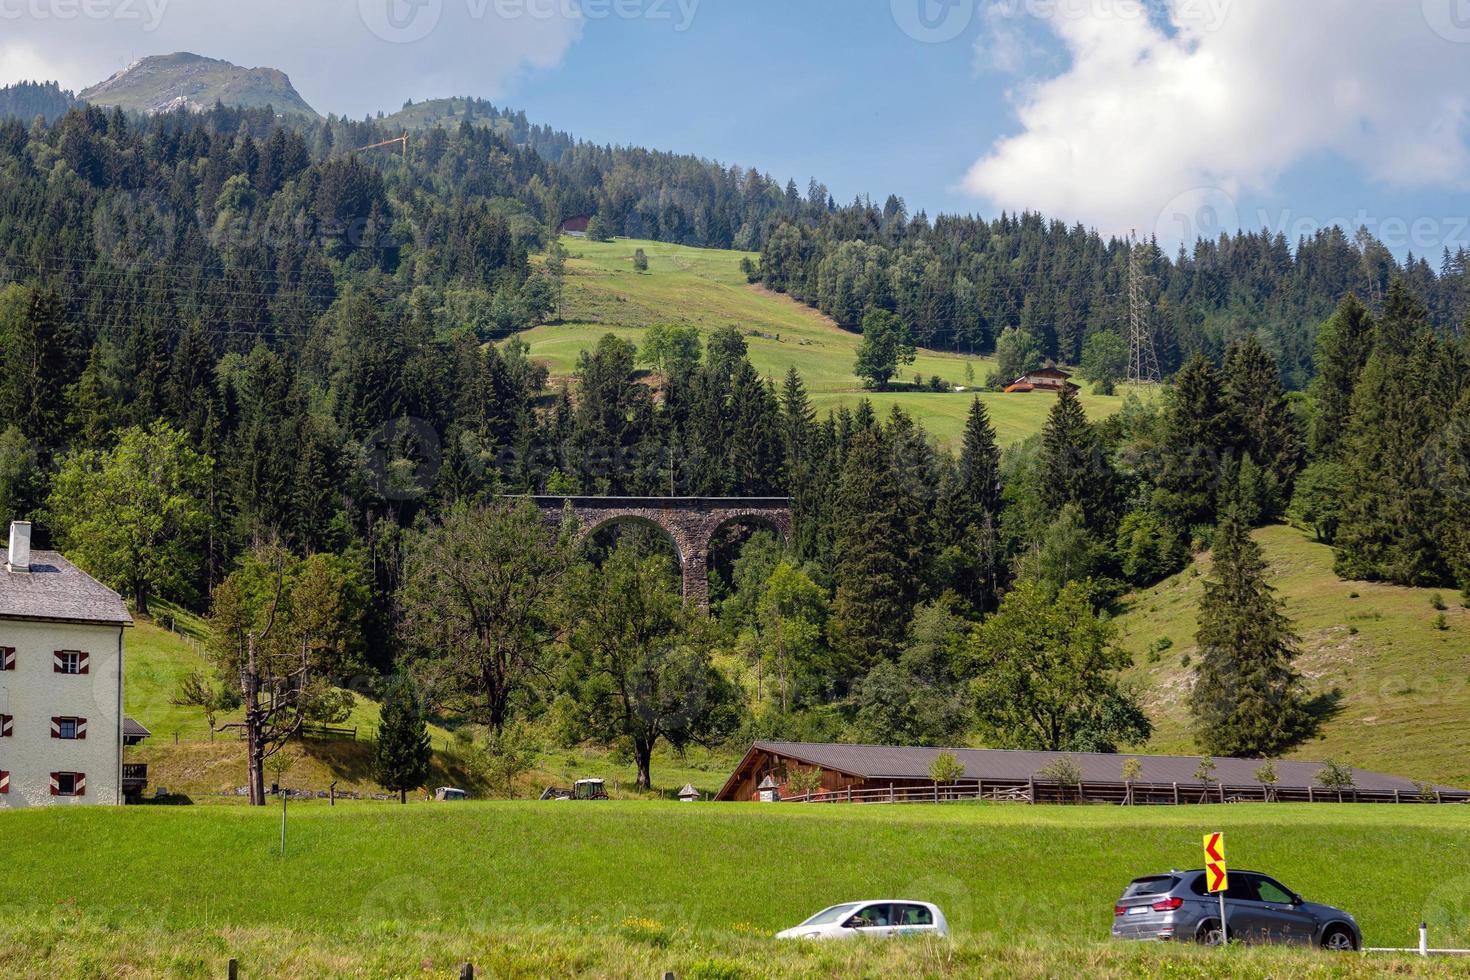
xmin=1128 ymin=237 xmax=1161 ymax=385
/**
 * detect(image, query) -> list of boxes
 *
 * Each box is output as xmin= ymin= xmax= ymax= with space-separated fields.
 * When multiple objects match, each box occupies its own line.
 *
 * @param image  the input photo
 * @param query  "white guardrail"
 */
xmin=1364 ymin=923 xmax=1470 ymax=957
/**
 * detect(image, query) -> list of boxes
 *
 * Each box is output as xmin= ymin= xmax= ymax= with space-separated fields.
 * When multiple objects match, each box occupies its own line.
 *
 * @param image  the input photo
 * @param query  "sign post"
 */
xmin=1203 ymin=832 xmax=1229 ymax=946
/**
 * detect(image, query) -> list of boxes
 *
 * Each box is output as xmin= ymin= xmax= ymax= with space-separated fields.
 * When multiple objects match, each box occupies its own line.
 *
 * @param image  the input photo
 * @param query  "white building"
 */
xmin=0 ymin=521 xmax=134 ymax=807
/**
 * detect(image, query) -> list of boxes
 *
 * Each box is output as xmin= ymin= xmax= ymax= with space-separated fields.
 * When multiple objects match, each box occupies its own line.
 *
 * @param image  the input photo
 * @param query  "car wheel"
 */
xmin=1321 ymin=927 xmax=1357 ymax=952
xmin=1196 ymin=922 xmax=1227 ymax=947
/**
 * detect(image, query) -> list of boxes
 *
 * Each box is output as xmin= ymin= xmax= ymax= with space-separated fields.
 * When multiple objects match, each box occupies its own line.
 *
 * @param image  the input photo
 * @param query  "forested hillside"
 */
xmin=1 ymin=96 xmax=1467 ymax=793
xmin=754 ymin=207 xmax=1470 ymax=387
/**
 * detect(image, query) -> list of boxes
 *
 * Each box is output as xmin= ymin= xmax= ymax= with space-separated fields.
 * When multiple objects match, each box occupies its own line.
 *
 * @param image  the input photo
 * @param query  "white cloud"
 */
xmin=963 ymin=0 xmax=1470 ymax=243
xmin=0 ymin=0 xmax=584 ymax=118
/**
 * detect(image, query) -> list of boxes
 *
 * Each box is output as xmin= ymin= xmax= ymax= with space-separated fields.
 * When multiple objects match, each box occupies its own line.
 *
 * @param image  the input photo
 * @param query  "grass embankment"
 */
xmin=124 ymin=608 xmax=732 ymax=801
xmin=514 ymin=237 xmax=1141 ymax=448
xmin=1117 ymin=524 xmax=1470 ymax=786
xmin=1 ymin=803 xmax=1467 ymax=977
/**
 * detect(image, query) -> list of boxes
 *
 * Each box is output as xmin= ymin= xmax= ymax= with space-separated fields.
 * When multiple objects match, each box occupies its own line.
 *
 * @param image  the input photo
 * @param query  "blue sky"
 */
xmin=516 ymin=3 xmax=1001 ymax=217
xmin=5 ymin=0 xmax=1470 ymax=256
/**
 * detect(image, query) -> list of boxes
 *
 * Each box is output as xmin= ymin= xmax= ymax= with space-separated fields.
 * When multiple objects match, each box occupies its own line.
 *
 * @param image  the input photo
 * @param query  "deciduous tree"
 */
xmin=963 ymin=580 xmax=1150 ymax=752
xmin=398 ymin=499 xmax=580 ymax=731
xmin=47 ymin=421 xmax=212 ymax=614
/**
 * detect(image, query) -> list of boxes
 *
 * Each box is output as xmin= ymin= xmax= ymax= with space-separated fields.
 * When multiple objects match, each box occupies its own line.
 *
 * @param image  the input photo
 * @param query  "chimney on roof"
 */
xmin=8 ymin=521 xmax=31 ymax=572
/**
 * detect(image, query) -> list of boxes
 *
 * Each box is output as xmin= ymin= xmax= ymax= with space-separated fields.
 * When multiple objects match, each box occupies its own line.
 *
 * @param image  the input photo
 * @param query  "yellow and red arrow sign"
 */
xmin=1203 ymin=832 xmax=1228 ymax=893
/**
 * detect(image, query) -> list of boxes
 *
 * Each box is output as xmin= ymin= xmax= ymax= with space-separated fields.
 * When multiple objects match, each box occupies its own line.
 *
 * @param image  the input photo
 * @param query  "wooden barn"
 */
xmin=559 ymin=214 xmax=592 ymax=237
xmin=714 ymin=742 xmax=1469 ymax=806
xmin=1005 ymin=367 xmax=1080 ymax=394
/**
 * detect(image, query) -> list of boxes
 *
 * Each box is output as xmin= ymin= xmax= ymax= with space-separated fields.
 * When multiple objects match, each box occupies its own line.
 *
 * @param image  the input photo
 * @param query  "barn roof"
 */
xmin=0 ymin=552 xmax=132 ymax=626
xmin=717 ymin=741 xmax=1458 ymax=800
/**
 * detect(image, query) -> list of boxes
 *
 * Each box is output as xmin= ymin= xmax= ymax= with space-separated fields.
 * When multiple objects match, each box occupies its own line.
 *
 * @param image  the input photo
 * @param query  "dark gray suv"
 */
xmin=1111 ymin=870 xmax=1361 ymax=950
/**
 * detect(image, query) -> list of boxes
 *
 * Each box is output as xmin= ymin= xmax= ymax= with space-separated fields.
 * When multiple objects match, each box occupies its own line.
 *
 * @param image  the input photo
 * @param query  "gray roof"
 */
xmin=0 ymin=552 xmax=132 ymax=625
xmin=124 ymin=717 xmax=152 ymax=738
xmin=744 ymin=742 xmax=1459 ymax=794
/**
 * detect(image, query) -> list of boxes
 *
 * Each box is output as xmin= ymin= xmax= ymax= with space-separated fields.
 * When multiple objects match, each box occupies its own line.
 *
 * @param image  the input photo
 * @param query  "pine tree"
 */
xmin=373 ymin=673 xmax=433 ymax=804
xmin=1189 ymin=507 xmax=1312 ymax=757
xmin=1308 ymin=295 xmax=1375 ymax=459
xmin=1037 ymin=387 xmax=1114 ymax=531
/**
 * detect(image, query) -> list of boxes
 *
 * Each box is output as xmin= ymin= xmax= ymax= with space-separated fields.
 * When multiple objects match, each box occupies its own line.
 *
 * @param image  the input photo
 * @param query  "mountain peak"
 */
xmin=81 ymin=52 xmax=317 ymax=118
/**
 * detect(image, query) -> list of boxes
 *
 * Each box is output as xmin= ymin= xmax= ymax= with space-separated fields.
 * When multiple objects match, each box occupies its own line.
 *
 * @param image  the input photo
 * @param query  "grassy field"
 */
xmin=513 ymin=238 xmax=1145 ymax=448
xmin=1 ymin=802 xmax=1468 ymax=977
xmin=122 ymin=611 xmax=733 ymax=802
xmin=1117 ymin=524 xmax=1470 ymax=787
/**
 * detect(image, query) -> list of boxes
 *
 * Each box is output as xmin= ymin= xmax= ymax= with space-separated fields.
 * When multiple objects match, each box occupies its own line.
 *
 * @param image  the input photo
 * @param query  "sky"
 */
xmin=3 ymin=0 xmax=1470 ymax=256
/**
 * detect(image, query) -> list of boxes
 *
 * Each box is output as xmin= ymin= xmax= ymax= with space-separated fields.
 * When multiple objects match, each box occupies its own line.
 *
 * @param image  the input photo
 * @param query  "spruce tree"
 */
xmin=1376 ymin=278 xmax=1429 ymax=358
xmin=1037 ymin=386 xmax=1113 ymax=530
xmin=957 ymin=398 xmax=1002 ymax=519
xmin=1154 ymin=354 xmax=1231 ymax=530
xmin=726 ymin=361 xmax=783 ymax=495
xmin=1189 ymin=507 xmax=1312 ymax=757
xmin=1336 ymin=325 xmax=1458 ymax=586
xmin=1308 ymin=295 xmax=1375 ymax=459
xmin=373 ymin=673 xmax=433 ymax=804
xmin=828 ymin=427 xmax=912 ymax=676
xmin=1223 ymin=334 xmax=1301 ymax=500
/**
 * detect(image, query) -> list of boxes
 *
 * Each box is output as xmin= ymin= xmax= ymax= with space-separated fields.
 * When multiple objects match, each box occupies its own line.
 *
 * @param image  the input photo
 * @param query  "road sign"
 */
xmin=1203 ymin=832 xmax=1228 ymax=892
xmin=1203 ymin=831 xmax=1229 ymax=946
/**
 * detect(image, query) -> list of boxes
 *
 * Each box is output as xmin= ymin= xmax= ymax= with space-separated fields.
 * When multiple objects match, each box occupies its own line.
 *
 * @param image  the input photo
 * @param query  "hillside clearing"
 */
xmin=1117 ymin=524 xmax=1470 ymax=786
xmin=513 ymin=238 xmax=1146 ymax=447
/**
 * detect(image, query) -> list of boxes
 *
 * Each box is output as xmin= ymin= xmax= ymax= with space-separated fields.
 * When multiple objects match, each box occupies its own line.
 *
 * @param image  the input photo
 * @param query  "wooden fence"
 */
xmin=782 ymin=779 xmax=1470 ymax=807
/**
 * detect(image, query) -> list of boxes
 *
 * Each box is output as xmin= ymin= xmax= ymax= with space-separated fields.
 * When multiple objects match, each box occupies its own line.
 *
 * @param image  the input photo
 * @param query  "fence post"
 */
xmin=1308 ymin=786 xmax=1314 ymax=803
xmin=1172 ymin=782 xmax=1179 ymax=806
xmin=1028 ymin=777 xmax=1035 ymax=804
xmin=228 ymin=960 xmax=238 ymax=980
xmin=460 ymin=964 xmax=474 ymax=980
xmin=1420 ymin=922 xmax=1429 ymax=957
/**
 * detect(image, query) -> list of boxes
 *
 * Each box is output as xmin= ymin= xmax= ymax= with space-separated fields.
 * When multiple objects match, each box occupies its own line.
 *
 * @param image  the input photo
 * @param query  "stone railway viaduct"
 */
xmin=527 ymin=497 xmax=792 ymax=608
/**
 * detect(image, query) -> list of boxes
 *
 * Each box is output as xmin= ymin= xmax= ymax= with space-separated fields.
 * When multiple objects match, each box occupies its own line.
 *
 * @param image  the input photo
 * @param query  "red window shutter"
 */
xmin=53 ymin=651 xmax=63 ymax=673
xmin=0 ymin=648 xmax=13 ymax=670
xmin=0 ymin=715 xmax=11 ymax=737
xmin=49 ymin=773 xmax=59 ymax=796
xmin=51 ymin=717 xmax=60 ymax=738
xmin=0 ymin=771 xmax=9 ymax=794
xmin=76 ymin=718 xmax=87 ymax=740
xmin=78 ymin=652 xmax=89 ymax=675
xmin=75 ymin=774 xmax=85 ymax=797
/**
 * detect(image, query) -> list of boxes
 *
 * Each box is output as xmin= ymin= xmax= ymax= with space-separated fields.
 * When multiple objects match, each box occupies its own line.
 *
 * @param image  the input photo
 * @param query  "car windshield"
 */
xmin=801 ymin=903 xmax=863 ymax=926
xmin=1123 ymin=876 xmax=1178 ymax=898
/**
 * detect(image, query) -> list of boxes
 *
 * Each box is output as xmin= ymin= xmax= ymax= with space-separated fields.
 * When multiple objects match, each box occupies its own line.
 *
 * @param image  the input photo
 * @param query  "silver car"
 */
xmin=1111 ymin=870 xmax=1361 ymax=950
xmin=775 ymin=901 xmax=950 ymax=941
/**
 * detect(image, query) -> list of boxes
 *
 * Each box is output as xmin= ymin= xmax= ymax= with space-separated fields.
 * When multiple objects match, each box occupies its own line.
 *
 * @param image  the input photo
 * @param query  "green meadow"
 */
xmin=1117 ymin=524 xmax=1470 ymax=787
xmin=512 ymin=237 xmax=1146 ymax=448
xmin=1 ymin=802 xmax=1467 ymax=977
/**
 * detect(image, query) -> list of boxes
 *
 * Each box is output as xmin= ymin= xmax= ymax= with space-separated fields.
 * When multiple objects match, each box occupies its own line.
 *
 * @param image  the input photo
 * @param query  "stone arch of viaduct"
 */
xmin=528 ymin=497 xmax=793 ymax=608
